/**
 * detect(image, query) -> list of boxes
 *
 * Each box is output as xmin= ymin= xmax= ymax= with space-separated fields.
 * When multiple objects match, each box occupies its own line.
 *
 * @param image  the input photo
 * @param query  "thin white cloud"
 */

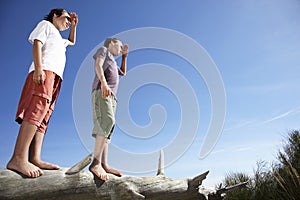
xmin=210 ymin=149 xmax=225 ymax=155
xmin=224 ymin=120 xmax=256 ymax=132
xmin=225 ymin=107 xmax=300 ymax=132
xmin=262 ymin=107 xmax=300 ymax=124
xmin=235 ymin=147 xmax=252 ymax=152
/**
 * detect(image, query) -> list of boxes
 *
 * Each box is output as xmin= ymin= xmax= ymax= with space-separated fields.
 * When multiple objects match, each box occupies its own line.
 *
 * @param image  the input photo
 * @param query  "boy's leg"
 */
xmin=28 ymin=72 xmax=61 ymax=170
xmin=101 ymin=142 xmax=122 ymax=177
xmin=97 ymin=96 xmax=121 ymax=176
xmin=89 ymin=135 xmax=109 ymax=180
xmin=7 ymin=121 xmax=44 ymax=178
xmin=29 ymin=131 xmax=60 ymax=170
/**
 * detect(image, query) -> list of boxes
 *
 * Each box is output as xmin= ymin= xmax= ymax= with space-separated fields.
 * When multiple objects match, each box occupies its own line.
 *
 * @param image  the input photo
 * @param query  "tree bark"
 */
xmin=0 ymin=153 xmax=247 ymax=200
xmin=0 ymin=168 xmax=220 ymax=200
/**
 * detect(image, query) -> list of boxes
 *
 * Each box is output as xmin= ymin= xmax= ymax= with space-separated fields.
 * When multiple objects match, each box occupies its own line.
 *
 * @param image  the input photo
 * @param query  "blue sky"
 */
xmin=1 ymin=0 xmax=300 ymax=187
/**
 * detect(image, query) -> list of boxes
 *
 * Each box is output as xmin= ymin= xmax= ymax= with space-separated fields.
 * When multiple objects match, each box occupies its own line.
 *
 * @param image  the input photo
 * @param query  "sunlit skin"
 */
xmin=33 ymin=11 xmax=78 ymax=85
xmin=6 ymin=10 xmax=78 ymax=178
xmin=99 ymin=41 xmax=128 ymax=99
xmin=89 ymin=41 xmax=128 ymax=181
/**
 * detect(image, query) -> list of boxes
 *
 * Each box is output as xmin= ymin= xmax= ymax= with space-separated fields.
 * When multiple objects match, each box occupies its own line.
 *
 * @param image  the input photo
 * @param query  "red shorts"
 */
xmin=15 ymin=70 xmax=62 ymax=133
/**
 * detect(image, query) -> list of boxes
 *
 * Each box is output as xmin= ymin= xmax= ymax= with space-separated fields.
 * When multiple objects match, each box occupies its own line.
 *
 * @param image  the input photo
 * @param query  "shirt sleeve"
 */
xmin=63 ymin=39 xmax=69 ymax=47
xmin=93 ymin=46 xmax=107 ymax=60
xmin=28 ymin=20 xmax=51 ymax=45
xmin=118 ymin=67 xmax=122 ymax=74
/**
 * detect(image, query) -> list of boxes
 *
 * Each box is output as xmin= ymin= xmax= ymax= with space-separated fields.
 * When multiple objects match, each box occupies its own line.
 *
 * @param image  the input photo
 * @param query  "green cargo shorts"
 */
xmin=92 ymin=89 xmax=117 ymax=140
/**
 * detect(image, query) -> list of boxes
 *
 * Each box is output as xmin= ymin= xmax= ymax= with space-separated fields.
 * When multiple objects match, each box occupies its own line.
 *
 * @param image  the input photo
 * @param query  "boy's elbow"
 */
xmin=68 ymin=39 xmax=76 ymax=46
xmin=69 ymin=42 xmax=76 ymax=46
xmin=120 ymin=71 xmax=126 ymax=76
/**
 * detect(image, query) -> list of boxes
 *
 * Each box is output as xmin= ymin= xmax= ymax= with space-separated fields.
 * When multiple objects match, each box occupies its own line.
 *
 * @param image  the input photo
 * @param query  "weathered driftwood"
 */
xmin=0 ymin=168 xmax=248 ymax=200
xmin=65 ymin=153 xmax=93 ymax=175
xmin=0 ymin=168 xmax=210 ymax=200
xmin=215 ymin=182 xmax=248 ymax=195
xmin=156 ymin=150 xmax=164 ymax=176
xmin=0 ymin=152 xmax=247 ymax=200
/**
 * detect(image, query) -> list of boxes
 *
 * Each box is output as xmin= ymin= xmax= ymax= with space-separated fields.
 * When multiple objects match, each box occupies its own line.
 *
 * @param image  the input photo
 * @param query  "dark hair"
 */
xmin=104 ymin=38 xmax=121 ymax=48
xmin=44 ymin=8 xmax=68 ymax=23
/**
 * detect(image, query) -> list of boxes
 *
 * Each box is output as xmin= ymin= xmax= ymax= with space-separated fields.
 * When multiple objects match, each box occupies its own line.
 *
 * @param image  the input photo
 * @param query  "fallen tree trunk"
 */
xmin=0 ymin=168 xmax=200 ymax=200
xmin=0 ymin=168 xmax=247 ymax=200
xmin=0 ymin=152 xmax=247 ymax=200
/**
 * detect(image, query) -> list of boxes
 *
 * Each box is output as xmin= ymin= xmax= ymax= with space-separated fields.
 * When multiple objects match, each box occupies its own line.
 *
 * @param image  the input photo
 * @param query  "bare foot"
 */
xmin=30 ymin=159 xmax=60 ymax=170
xmin=7 ymin=157 xmax=43 ymax=178
xmin=102 ymin=163 xmax=122 ymax=177
xmin=89 ymin=164 xmax=109 ymax=181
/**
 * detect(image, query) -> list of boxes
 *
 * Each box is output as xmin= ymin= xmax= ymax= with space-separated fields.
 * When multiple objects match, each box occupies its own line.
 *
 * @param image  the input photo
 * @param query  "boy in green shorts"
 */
xmin=89 ymin=38 xmax=128 ymax=180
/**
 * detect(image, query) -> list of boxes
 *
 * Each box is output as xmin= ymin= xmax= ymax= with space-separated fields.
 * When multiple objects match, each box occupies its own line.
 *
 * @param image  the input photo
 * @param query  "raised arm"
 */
xmin=119 ymin=44 xmax=129 ymax=76
xmin=67 ymin=12 xmax=78 ymax=46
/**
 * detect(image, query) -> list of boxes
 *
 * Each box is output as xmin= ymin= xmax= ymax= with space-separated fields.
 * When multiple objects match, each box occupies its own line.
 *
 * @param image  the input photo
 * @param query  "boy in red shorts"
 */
xmin=7 ymin=8 xmax=78 ymax=178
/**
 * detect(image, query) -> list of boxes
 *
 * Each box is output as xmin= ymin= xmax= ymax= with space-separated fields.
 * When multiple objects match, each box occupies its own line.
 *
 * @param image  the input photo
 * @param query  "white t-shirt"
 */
xmin=28 ymin=20 xmax=69 ymax=79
